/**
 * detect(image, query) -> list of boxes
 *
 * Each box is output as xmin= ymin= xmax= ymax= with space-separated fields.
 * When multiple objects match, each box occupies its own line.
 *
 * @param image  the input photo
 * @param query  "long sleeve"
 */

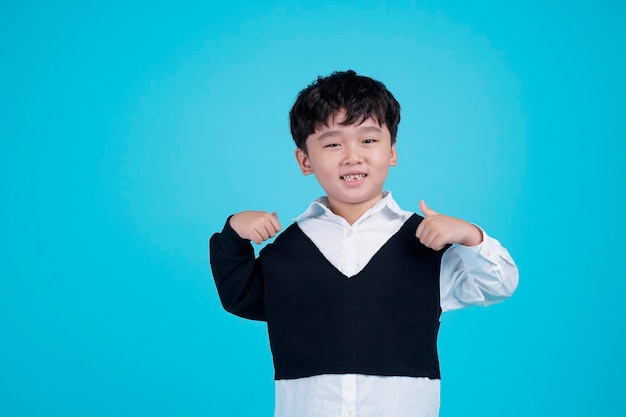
xmin=209 ymin=217 xmax=267 ymax=321
xmin=439 ymin=228 xmax=519 ymax=312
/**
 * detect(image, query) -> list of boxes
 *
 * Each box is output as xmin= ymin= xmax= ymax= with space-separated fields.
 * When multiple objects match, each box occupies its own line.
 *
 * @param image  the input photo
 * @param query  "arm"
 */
xmin=209 ymin=211 xmax=282 ymax=321
xmin=439 ymin=229 xmax=518 ymax=311
xmin=415 ymin=200 xmax=518 ymax=312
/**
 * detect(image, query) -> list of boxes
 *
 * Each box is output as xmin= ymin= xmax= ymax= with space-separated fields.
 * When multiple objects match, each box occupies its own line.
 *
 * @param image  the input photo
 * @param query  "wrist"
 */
xmin=461 ymin=224 xmax=483 ymax=246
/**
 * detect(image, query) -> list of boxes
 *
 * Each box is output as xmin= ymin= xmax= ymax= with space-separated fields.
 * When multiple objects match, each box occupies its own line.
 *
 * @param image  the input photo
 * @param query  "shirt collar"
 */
xmin=293 ymin=191 xmax=406 ymax=224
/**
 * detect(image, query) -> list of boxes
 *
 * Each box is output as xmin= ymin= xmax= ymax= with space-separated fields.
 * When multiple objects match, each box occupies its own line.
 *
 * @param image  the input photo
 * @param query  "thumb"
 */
xmin=419 ymin=200 xmax=439 ymax=217
xmin=272 ymin=212 xmax=278 ymax=218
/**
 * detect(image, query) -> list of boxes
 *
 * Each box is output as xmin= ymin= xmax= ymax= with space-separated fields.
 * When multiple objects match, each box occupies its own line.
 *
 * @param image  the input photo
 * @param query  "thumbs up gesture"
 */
xmin=229 ymin=211 xmax=282 ymax=244
xmin=415 ymin=200 xmax=483 ymax=251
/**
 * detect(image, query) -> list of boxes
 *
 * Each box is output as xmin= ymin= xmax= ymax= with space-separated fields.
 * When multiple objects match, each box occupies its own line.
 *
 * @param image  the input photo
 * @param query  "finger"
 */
xmin=416 ymin=215 xmax=435 ymax=240
xmin=429 ymin=237 xmax=446 ymax=251
xmin=416 ymin=217 xmax=438 ymax=238
xmin=420 ymin=200 xmax=439 ymax=217
xmin=420 ymin=227 xmax=441 ymax=250
xmin=250 ymin=232 xmax=264 ymax=245
xmin=419 ymin=229 xmax=435 ymax=248
xmin=269 ymin=212 xmax=282 ymax=232
xmin=416 ymin=222 xmax=429 ymax=245
xmin=263 ymin=221 xmax=278 ymax=239
xmin=255 ymin=224 xmax=270 ymax=242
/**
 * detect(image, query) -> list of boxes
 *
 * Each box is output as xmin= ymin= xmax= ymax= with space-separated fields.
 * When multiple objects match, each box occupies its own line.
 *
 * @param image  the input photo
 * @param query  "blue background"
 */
xmin=2 ymin=1 xmax=625 ymax=416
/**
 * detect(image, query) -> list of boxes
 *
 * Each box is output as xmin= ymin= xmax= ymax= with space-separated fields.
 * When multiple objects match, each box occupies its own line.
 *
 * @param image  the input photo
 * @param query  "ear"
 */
xmin=295 ymin=148 xmax=314 ymax=175
xmin=389 ymin=144 xmax=398 ymax=166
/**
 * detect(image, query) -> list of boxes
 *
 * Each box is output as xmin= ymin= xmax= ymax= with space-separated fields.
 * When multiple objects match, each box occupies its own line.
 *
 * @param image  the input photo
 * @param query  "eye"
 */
xmin=324 ymin=143 xmax=341 ymax=148
xmin=362 ymin=138 xmax=377 ymax=144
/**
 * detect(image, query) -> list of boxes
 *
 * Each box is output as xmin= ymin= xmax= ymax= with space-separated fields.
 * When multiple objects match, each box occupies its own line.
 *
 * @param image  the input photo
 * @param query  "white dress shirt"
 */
xmin=273 ymin=191 xmax=518 ymax=417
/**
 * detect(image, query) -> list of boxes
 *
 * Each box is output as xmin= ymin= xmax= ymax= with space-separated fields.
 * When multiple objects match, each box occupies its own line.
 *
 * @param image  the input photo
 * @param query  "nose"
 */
xmin=343 ymin=143 xmax=363 ymax=165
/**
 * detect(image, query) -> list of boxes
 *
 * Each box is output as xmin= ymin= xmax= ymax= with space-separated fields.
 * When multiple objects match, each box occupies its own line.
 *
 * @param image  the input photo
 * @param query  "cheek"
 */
xmin=311 ymin=156 xmax=336 ymax=171
xmin=373 ymin=154 xmax=392 ymax=166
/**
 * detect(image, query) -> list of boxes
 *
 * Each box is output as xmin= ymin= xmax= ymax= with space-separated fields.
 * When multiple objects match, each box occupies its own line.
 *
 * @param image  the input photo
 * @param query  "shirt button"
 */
xmin=343 ymin=411 xmax=354 ymax=417
xmin=346 ymin=229 xmax=353 ymax=237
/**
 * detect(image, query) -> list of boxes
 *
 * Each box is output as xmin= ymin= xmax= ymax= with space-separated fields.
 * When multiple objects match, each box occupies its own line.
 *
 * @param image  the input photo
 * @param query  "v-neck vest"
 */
xmin=259 ymin=214 xmax=444 ymax=380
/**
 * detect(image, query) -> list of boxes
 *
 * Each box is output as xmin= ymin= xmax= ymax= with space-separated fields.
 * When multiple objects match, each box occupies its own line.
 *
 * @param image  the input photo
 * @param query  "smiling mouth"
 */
xmin=341 ymin=174 xmax=366 ymax=182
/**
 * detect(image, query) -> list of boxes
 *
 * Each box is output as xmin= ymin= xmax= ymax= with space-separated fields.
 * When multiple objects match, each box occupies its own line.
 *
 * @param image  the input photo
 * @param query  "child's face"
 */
xmin=295 ymin=111 xmax=397 ymax=221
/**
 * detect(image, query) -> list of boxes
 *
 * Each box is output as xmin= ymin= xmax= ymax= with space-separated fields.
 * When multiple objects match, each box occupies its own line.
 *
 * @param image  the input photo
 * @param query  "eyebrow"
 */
xmin=317 ymin=130 xmax=341 ymax=141
xmin=317 ymin=126 xmax=382 ymax=141
xmin=359 ymin=126 xmax=383 ymax=134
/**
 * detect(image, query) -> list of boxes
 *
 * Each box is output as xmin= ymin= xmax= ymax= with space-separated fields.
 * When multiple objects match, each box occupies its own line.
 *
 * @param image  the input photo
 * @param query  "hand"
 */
xmin=415 ymin=200 xmax=483 ymax=250
xmin=229 ymin=211 xmax=282 ymax=244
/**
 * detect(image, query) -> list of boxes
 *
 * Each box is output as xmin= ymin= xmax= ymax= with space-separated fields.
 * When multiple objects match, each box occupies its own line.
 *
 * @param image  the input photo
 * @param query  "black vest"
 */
xmin=259 ymin=214 xmax=444 ymax=380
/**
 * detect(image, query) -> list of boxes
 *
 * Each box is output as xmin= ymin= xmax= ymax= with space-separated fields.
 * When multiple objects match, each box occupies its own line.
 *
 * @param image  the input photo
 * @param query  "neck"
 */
xmin=328 ymin=194 xmax=384 ymax=225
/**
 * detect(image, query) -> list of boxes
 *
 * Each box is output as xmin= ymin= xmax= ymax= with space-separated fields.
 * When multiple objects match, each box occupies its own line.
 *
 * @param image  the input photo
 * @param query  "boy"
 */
xmin=209 ymin=70 xmax=518 ymax=417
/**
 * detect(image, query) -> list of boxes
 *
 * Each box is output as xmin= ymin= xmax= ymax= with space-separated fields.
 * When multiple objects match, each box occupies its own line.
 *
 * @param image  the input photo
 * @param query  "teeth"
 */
xmin=342 ymin=174 xmax=365 ymax=181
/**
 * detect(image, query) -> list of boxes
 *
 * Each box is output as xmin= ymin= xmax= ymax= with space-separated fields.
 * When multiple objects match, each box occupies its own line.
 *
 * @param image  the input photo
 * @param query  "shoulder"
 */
xmin=260 ymin=222 xmax=307 ymax=254
xmin=397 ymin=213 xmax=450 ymax=256
xmin=275 ymin=222 xmax=302 ymax=241
xmin=403 ymin=212 xmax=423 ymax=229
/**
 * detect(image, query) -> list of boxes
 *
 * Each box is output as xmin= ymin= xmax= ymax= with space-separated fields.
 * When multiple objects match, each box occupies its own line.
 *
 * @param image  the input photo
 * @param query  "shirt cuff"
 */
xmin=452 ymin=226 xmax=503 ymax=266
xmin=215 ymin=215 xmax=253 ymax=254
